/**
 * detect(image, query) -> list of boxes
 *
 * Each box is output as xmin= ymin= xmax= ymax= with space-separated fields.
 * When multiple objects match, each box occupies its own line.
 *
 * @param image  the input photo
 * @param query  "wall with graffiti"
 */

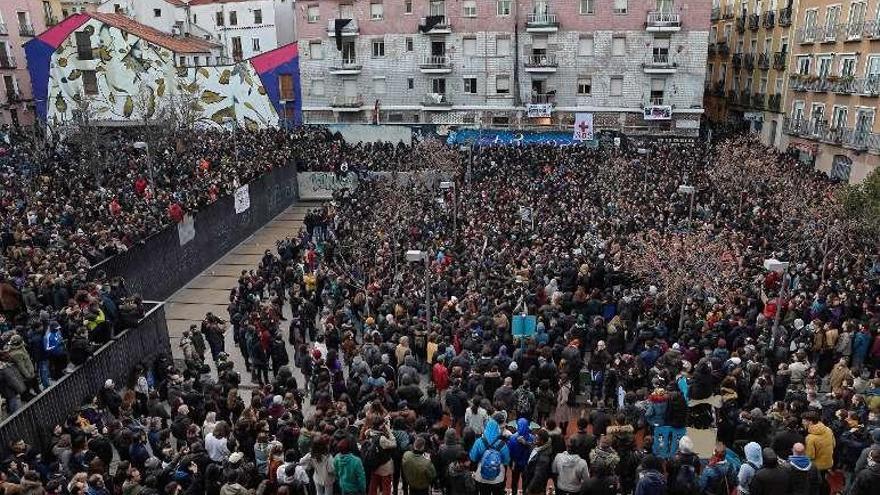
xmin=25 ymin=14 xmax=301 ymax=127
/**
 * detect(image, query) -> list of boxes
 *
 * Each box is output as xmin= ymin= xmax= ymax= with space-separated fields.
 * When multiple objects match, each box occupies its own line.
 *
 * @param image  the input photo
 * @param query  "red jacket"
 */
xmin=134 ymin=177 xmax=148 ymax=196
xmin=432 ymin=362 xmax=449 ymax=391
xmin=167 ymin=203 xmax=184 ymax=223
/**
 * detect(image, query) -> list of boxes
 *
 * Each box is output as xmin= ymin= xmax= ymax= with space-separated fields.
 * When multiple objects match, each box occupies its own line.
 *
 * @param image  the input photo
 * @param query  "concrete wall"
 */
xmin=327 ymin=123 xmax=413 ymax=144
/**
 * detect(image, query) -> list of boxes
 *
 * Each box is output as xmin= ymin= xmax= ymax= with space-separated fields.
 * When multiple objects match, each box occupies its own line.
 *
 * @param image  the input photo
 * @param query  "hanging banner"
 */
xmin=447 ymin=129 xmax=597 ymax=147
xmin=573 ymin=113 xmax=594 ymax=141
xmin=234 ymin=184 xmax=251 ymax=214
xmin=643 ymin=105 xmax=673 ymax=121
xmin=526 ymin=103 xmax=553 ymax=118
xmin=177 ymin=214 xmax=195 ymax=246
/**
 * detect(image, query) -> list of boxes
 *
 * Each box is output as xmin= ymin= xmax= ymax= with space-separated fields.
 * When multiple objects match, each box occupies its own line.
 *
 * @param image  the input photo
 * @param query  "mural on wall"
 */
xmin=25 ymin=14 xmax=302 ymax=127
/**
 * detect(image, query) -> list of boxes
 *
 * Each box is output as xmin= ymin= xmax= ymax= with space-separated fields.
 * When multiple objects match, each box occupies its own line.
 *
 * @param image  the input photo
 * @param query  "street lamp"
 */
xmin=440 ymin=180 xmax=457 ymax=232
xmin=677 ymin=184 xmax=696 ymax=228
xmin=764 ymin=258 xmax=790 ymax=344
xmin=405 ymin=249 xmax=432 ymax=328
xmin=132 ymin=141 xmax=155 ymax=187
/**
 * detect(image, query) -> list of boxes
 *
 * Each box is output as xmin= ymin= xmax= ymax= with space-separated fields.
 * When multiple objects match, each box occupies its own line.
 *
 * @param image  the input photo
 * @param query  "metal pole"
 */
xmin=453 ymin=184 xmax=458 ymax=232
xmin=424 ymin=254 xmax=432 ymax=330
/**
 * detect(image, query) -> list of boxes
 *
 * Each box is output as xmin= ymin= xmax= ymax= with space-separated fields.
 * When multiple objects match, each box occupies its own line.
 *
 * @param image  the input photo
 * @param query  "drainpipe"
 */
xmin=512 ymin=0 xmax=521 ymax=111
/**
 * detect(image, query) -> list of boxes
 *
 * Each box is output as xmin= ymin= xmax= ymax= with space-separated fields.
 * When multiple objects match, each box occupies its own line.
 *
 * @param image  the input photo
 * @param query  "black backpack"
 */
xmin=362 ymin=434 xmax=393 ymax=471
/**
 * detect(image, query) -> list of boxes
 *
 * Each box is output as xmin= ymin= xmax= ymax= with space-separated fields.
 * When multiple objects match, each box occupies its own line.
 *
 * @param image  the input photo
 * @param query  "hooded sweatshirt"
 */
xmin=786 ymin=455 xmax=819 ymax=495
xmin=508 ymin=418 xmax=535 ymax=469
xmin=635 ymin=469 xmax=667 ymax=495
xmin=738 ymin=442 xmax=763 ymax=495
xmin=552 ymin=451 xmax=589 ymax=492
xmin=805 ymin=422 xmax=835 ymax=471
xmin=334 ymin=453 xmax=366 ymax=494
xmin=469 ymin=419 xmax=511 ymax=484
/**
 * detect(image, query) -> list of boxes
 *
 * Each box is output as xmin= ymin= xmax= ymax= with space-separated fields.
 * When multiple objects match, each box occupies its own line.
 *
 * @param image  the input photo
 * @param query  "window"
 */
xmin=792 ymin=100 xmax=805 ymax=121
xmin=831 ymin=105 xmax=848 ymax=129
xmin=407 ymin=78 xmax=414 ymax=89
xmin=817 ymin=55 xmax=832 ymax=77
xmin=310 ymin=79 xmax=325 ymax=96
xmin=75 ymin=31 xmax=93 ymax=60
xmin=153 ymin=8 xmax=161 ymax=17
xmin=855 ymin=108 xmax=874 ymax=135
xmin=578 ymin=36 xmax=594 ymax=56
xmin=463 ymin=0 xmax=477 ymax=17
xmin=650 ymin=78 xmax=666 ymax=104
xmin=463 ymin=37 xmax=476 ymax=56
xmin=580 ymin=0 xmax=594 ymax=14
xmin=374 ymin=78 xmax=386 ymax=94
xmin=464 ymin=77 xmax=477 ymax=93
xmin=577 ymin=77 xmax=592 ymax=95
xmin=811 ymin=103 xmax=825 ymax=127
xmin=840 ymin=56 xmax=856 ymax=76
xmin=497 ymin=0 xmax=511 ymax=16
xmin=804 ymin=10 xmax=817 ymax=41
xmin=372 ymin=39 xmax=385 ymax=58
xmin=848 ymin=2 xmax=866 ymax=39
xmin=371 ymin=3 xmax=384 ymax=20
xmin=496 ymin=37 xmax=510 ymax=56
xmin=612 ymin=36 xmax=626 ymax=56
xmin=279 ymin=74 xmax=295 ymax=100
xmin=229 ymin=11 xmax=238 ymax=26
xmin=406 ymin=38 xmax=413 ymax=52
xmin=192 ymin=14 xmax=197 ymax=23
xmin=432 ymin=78 xmax=446 ymax=94
xmin=82 ymin=70 xmax=98 ymax=95
xmin=252 ymin=38 xmax=261 ymax=52
xmin=254 ymin=9 xmax=263 ymax=24
xmin=405 ymin=0 xmax=412 ymax=14
xmin=824 ymin=5 xmax=840 ymax=40
xmin=613 ymin=0 xmax=628 ymax=14
xmin=307 ymin=5 xmax=319 ymax=22
xmin=610 ymin=76 xmax=623 ymax=96
xmin=496 ymin=75 xmax=510 ymax=94
xmin=216 ymin=11 xmax=224 ymax=26
xmin=796 ymin=55 xmax=811 ymax=75
xmin=309 ymin=41 xmax=324 ymax=59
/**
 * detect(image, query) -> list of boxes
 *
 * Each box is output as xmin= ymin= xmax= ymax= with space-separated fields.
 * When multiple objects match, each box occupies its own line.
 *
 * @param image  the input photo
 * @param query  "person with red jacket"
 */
xmin=432 ymin=355 xmax=449 ymax=395
xmin=134 ymin=177 xmax=148 ymax=196
xmin=108 ymin=198 xmax=121 ymax=217
xmin=168 ymin=202 xmax=184 ymax=223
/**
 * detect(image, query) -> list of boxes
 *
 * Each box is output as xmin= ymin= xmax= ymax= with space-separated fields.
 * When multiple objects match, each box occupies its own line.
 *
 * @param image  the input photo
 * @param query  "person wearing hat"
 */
xmin=401 ymin=437 xmax=436 ymax=495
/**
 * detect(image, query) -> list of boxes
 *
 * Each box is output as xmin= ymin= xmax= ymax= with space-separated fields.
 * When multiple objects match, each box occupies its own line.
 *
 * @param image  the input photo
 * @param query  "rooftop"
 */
xmin=89 ymin=12 xmax=220 ymax=54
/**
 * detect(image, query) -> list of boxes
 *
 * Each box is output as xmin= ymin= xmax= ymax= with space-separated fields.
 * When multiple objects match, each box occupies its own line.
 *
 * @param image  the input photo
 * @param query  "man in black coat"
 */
xmin=851 ymin=449 xmax=880 ymax=495
xmin=751 ymin=448 xmax=791 ymax=495
xmin=524 ymin=430 xmax=552 ymax=495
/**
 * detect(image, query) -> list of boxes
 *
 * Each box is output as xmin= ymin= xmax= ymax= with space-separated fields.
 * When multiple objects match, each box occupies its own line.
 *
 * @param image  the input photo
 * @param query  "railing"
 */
xmin=732 ymin=52 xmax=742 ymax=68
xmin=763 ymin=10 xmax=776 ymax=28
xmin=768 ymin=93 xmax=781 ymax=111
xmin=749 ymin=13 xmax=760 ymax=31
xmin=0 ymin=22 xmax=7 ymax=35
xmin=46 ymin=16 xmax=59 ymax=27
xmin=773 ymin=51 xmax=787 ymax=70
xmin=419 ymin=54 xmax=451 ymax=68
xmin=863 ymin=75 xmax=880 ymax=96
xmin=844 ymin=22 xmax=863 ymax=40
xmin=423 ymin=93 xmax=452 ymax=106
xmin=788 ymin=75 xmax=879 ymax=95
xmin=327 ymin=19 xmax=359 ymax=35
xmin=744 ymin=53 xmax=755 ymax=70
xmin=419 ymin=15 xmax=450 ymax=31
xmin=736 ymin=16 xmax=746 ymax=33
xmin=797 ymin=26 xmax=818 ymax=43
xmin=711 ymin=7 xmax=721 ymax=21
xmin=822 ymin=24 xmax=842 ymax=42
xmin=331 ymin=57 xmax=361 ymax=71
xmin=783 ymin=117 xmax=880 ymax=151
xmin=0 ymin=56 xmax=16 ymax=69
xmin=531 ymin=93 xmax=555 ymax=104
xmin=19 ymin=23 xmax=35 ymax=37
xmin=863 ymin=20 xmax=880 ymax=39
xmin=718 ymin=42 xmax=730 ymax=56
xmin=758 ymin=52 xmax=770 ymax=69
xmin=525 ymin=53 xmax=558 ymax=67
xmin=331 ymin=95 xmax=364 ymax=107
xmin=648 ymin=53 xmax=674 ymax=67
xmin=723 ymin=4 xmax=735 ymax=20
xmin=752 ymin=93 xmax=766 ymax=108
xmin=527 ymin=13 xmax=558 ymax=26
xmin=778 ymin=7 xmax=792 ymax=27
xmin=647 ymin=11 xmax=681 ymax=27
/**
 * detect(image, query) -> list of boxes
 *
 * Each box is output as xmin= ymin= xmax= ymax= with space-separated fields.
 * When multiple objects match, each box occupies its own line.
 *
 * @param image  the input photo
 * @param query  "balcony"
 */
xmin=19 ymin=23 xmax=35 ymax=37
xmin=531 ymin=93 xmax=555 ymax=104
xmin=524 ymin=53 xmax=558 ymax=73
xmin=419 ymin=16 xmax=451 ymax=34
xmin=646 ymin=11 xmax=681 ymax=32
xmin=0 ymin=56 xmax=16 ymax=69
xmin=862 ymin=76 xmax=880 ymax=97
xmin=863 ymin=20 xmax=880 ymax=39
xmin=735 ymin=16 xmax=746 ymax=34
xmin=773 ymin=51 xmax=787 ymax=70
xmin=778 ymin=7 xmax=792 ymax=27
xmin=723 ymin=4 xmax=735 ymax=20
xmin=751 ymin=93 xmax=765 ymax=109
xmin=821 ymin=24 xmax=842 ymax=43
xmin=643 ymin=53 xmax=677 ymax=74
xmin=763 ymin=10 xmax=776 ymax=28
xmin=843 ymin=22 xmax=864 ymax=40
xmin=768 ymin=93 xmax=781 ymax=111
xmin=732 ymin=52 xmax=742 ymax=69
xmin=718 ymin=42 xmax=730 ymax=57
xmin=329 ymin=57 xmax=362 ymax=75
xmin=46 ymin=16 xmax=59 ymax=27
xmin=422 ymin=93 xmax=453 ymax=110
xmin=0 ymin=23 xmax=7 ymax=36
xmin=783 ymin=117 xmax=880 ymax=152
xmin=744 ymin=53 xmax=755 ymax=70
xmin=711 ymin=7 xmax=721 ymax=21
xmin=526 ymin=13 xmax=558 ymax=32
xmin=748 ymin=14 xmax=759 ymax=31
xmin=330 ymin=95 xmax=364 ymax=111
xmin=419 ymin=55 xmax=452 ymax=73
xmin=758 ymin=52 xmax=770 ymax=70
xmin=327 ymin=19 xmax=359 ymax=37
xmin=796 ymin=26 xmax=818 ymax=44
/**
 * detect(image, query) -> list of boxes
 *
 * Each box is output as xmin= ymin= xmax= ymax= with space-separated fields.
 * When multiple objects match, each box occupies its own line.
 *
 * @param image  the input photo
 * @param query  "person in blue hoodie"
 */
xmin=852 ymin=325 xmax=872 ymax=371
xmin=738 ymin=441 xmax=764 ymax=495
xmin=507 ymin=418 xmax=535 ymax=495
xmin=635 ymin=454 xmax=666 ymax=495
xmin=469 ymin=416 xmax=511 ymax=495
xmin=785 ymin=442 xmax=820 ymax=495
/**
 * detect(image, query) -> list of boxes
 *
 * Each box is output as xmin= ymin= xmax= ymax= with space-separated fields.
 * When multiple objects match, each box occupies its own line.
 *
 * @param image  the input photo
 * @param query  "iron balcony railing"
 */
xmin=796 ymin=26 xmax=819 ymax=43
xmin=0 ymin=22 xmax=7 ymax=35
xmin=783 ymin=117 xmax=880 ymax=151
xmin=331 ymin=95 xmax=364 ymax=107
xmin=525 ymin=53 xmax=558 ymax=67
xmin=723 ymin=3 xmax=735 ymax=20
xmin=647 ymin=11 xmax=681 ymax=28
xmin=331 ymin=57 xmax=362 ymax=71
xmin=727 ymin=89 xmax=738 ymax=103
xmin=749 ymin=13 xmax=760 ymax=31
xmin=713 ymin=80 xmax=725 ymax=97
xmin=758 ymin=52 xmax=770 ymax=69
xmin=863 ymin=20 xmax=880 ymax=39
xmin=789 ymin=75 xmax=880 ymax=95
xmin=708 ymin=43 xmax=717 ymax=55
xmin=423 ymin=93 xmax=453 ymax=106
xmin=763 ymin=10 xmax=776 ymax=28
xmin=419 ymin=54 xmax=451 ymax=68
xmin=19 ymin=23 xmax=35 ymax=37
xmin=768 ymin=93 xmax=781 ymax=111
xmin=647 ymin=52 xmax=675 ymax=67
xmin=531 ymin=93 xmax=555 ymax=104
xmin=527 ymin=13 xmax=558 ymax=27
xmin=732 ymin=52 xmax=743 ymax=68
xmin=327 ymin=19 xmax=359 ymax=35
xmin=779 ymin=7 xmax=793 ymax=27
xmin=773 ymin=51 xmax=787 ymax=70
xmin=739 ymin=89 xmax=752 ymax=105
xmin=744 ymin=53 xmax=755 ymax=70
xmin=736 ymin=16 xmax=746 ymax=33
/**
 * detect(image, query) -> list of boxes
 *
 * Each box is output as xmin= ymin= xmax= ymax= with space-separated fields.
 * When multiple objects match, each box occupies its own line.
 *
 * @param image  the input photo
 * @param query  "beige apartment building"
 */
xmin=783 ymin=0 xmax=880 ymax=182
xmin=705 ymin=1 xmax=794 ymax=148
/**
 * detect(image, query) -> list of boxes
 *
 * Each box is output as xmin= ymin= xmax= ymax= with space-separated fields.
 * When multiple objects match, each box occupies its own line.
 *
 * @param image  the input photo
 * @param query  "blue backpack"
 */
xmin=479 ymin=437 xmax=506 ymax=480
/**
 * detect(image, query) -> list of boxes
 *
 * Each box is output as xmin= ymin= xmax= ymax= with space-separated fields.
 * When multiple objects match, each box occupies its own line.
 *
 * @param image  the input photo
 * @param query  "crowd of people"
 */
xmin=0 ymin=126 xmax=878 ymax=495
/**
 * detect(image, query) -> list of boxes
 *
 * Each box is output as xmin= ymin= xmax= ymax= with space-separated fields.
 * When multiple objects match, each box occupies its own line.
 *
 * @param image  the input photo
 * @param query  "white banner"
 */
xmin=177 ymin=214 xmax=195 ymax=246
xmin=526 ymin=103 xmax=553 ymax=118
xmin=234 ymin=184 xmax=250 ymax=213
xmin=573 ymin=113 xmax=594 ymax=141
xmin=643 ymin=105 xmax=673 ymax=121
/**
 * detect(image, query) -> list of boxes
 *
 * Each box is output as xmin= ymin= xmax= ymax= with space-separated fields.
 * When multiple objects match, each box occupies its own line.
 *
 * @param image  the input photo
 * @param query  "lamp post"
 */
xmin=764 ymin=258 xmax=790 ymax=344
xmin=440 ymin=180 xmax=456 ymax=232
xmin=132 ymin=141 xmax=155 ymax=187
xmin=406 ymin=250 xmax=431 ymax=328
xmin=677 ymin=184 xmax=696 ymax=229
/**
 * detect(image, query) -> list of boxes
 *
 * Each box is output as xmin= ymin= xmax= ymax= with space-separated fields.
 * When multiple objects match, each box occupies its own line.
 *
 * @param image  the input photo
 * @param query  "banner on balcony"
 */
xmin=234 ymin=184 xmax=251 ymax=214
xmin=526 ymin=104 xmax=553 ymax=118
xmin=447 ymin=129 xmax=598 ymax=146
xmin=643 ymin=105 xmax=673 ymax=120
xmin=573 ymin=113 xmax=594 ymax=141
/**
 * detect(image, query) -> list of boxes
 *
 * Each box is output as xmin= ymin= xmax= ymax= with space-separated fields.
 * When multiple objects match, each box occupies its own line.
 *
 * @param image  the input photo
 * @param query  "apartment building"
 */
xmin=96 ymin=0 xmax=295 ymax=63
xmin=296 ymin=0 xmax=710 ymax=134
xmin=783 ymin=0 xmax=880 ymax=182
xmin=59 ymin=0 xmax=99 ymax=17
xmin=0 ymin=0 xmax=62 ymax=126
xmin=704 ymin=1 xmax=794 ymax=147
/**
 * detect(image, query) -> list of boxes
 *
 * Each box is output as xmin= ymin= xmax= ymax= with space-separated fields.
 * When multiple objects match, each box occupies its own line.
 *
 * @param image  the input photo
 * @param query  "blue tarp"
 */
xmin=447 ymin=128 xmax=598 ymax=147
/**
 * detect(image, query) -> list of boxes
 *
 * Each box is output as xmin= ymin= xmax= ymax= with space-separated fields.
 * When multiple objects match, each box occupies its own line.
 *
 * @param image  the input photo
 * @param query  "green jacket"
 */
xmin=333 ymin=453 xmax=366 ymax=494
xmin=402 ymin=451 xmax=437 ymax=490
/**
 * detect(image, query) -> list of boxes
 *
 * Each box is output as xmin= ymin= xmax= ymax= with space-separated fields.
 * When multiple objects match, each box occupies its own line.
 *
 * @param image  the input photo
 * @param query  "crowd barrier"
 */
xmin=90 ymin=164 xmax=299 ymax=301
xmin=297 ymin=170 xmax=451 ymax=200
xmin=0 ymin=303 xmax=170 ymax=452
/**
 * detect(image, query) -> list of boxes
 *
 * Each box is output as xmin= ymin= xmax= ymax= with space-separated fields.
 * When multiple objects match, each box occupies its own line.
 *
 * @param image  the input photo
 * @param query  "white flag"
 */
xmin=573 ymin=113 xmax=594 ymax=141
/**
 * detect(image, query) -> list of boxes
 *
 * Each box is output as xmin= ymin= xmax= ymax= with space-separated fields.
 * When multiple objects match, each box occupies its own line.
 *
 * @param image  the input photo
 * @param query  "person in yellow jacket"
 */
xmin=803 ymin=411 xmax=835 ymax=471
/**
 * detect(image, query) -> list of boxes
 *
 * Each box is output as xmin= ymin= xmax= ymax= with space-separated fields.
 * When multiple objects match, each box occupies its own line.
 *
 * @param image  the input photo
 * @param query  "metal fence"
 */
xmin=0 ymin=304 xmax=169 ymax=452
